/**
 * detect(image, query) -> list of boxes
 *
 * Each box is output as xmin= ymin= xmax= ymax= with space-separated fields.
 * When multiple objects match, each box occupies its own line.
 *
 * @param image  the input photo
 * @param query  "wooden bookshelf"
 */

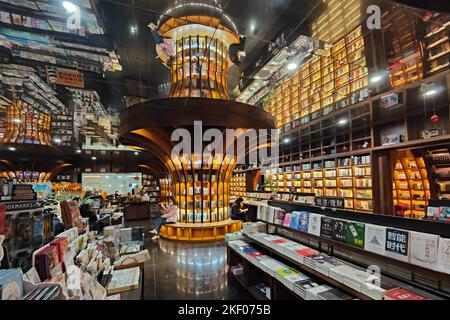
xmin=264 ymin=25 xmax=369 ymax=130
xmin=381 ymin=4 xmax=424 ymax=88
xmin=392 ymin=157 xmax=431 ymax=219
xmin=230 ymin=173 xmax=246 ymax=197
xmin=263 ymin=154 xmax=373 ymax=212
xmin=424 ymin=13 xmax=450 ymax=75
xmin=427 ymin=148 xmax=450 ymax=200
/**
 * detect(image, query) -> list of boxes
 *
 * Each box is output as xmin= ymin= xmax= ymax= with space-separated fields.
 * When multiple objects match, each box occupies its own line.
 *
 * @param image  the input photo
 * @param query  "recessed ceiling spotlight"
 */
xmin=13 ymin=118 xmax=21 ymax=124
xmin=338 ymin=118 xmax=348 ymax=126
xmin=8 ymin=147 xmax=16 ymax=151
xmin=76 ymin=149 xmax=82 ymax=154
xmin=370 ymin=75 xmax=383 ymax=83
xmin=283 ymin=138 xmax=291 ymax=144
xmin=54 ymin=138 xmax=62 ymax=143
xmin=91 ymin=156 xmax=97 ymax=160
xmin=287 ymin=62 xmax=298 ymax=71
xmin=134 ymin=152 xmax=139 ymax=156
xmin=423 ymin=89 xmax=438 ymax=97
xmin=62 ymin=1 xmax=79 ymax=13
xmin=130 ymin=25 xmax=138 ymax=34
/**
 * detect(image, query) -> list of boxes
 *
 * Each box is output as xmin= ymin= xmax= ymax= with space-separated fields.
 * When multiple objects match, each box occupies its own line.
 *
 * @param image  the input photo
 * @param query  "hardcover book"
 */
xmin=364 ymin=224 xmax=386 ymax=255
xmin=409 ymin=231 xmax=439 ymax=270
xmin=346 ymin=222 xmax=365 ymax=249
xmin=298 ymin=211 xmax=310 ymax=233
xmin=15 ymin=212 xmax=32 ymax=250
xmin=0 ymin=204 xmax=5 ymax=235
xmin=385 ymin=228 xmax=410 ymax=262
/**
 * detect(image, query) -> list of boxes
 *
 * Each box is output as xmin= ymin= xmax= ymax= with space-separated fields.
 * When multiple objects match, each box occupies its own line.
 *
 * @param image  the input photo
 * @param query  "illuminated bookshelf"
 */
xmin=424 ymin=13 xmax=450 ymax=75
xmin=230 ymin=173 xmax=246 ymax=197
xmin=392 ymin=157 xmax=431 ymax=219
xmin=263 ymin=154 xmax=373 ymax=212
xmin=381 ymin=4 xmax=424 ymax=88
xmin=264 ymin=25 xmax=368 ymax=130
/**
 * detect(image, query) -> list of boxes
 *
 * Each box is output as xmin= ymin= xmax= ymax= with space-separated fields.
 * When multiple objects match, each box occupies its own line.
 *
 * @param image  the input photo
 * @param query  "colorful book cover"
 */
xmin=364 ymin=224 xmax=386 ymax=255
xmin=383 ymin=288 xmax=429 ymax=300
xmin=320 ymin=217 xmax=335 ymax=240
xmin=289 ymin=212 xmax=300 ymax=230
xmin=385 ymin=228 xmax=410 ymax=262
xmin=271 ymin=239 xmax=287 ymax=245
xmin=276 ymin=267 xmax=299 ymax=277
xmin=332 ymin=219 xmax=348 ymax=243
xmin=0 ymin=269 xmax=23 ymax=300
xmin=346 ymin=222 xmax=365 ymax=249
xmin=308 ymin=213 xmax=322 ymax=236
xmin=298 ymin=211 xmax=310 ymax=233
xmin=283 ymin=213 xmax=292 ymax=227
xmin=410 ymin=231 xmax=439 ymax=270
xmin=437 ymin=238 xmax=450 ymax=274
xmin=296 ymin=248 xmax=319 ymax=257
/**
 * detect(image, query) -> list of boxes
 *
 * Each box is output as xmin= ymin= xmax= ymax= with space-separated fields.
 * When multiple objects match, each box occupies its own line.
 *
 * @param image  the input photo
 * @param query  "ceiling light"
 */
xmin=54 ymin=138 xmax=62 ymax=143
xmin=134 ymin=152 xmax=139 ymax=156
xmin=8 ymin=147 xmax=16 ymax=151
xmin=423 ymin=89 xmax=438 ymax=97
xmin=250 ymin=23 xmax=256 ymax=32
xmin=287 ymin=63 xmax=298 ymax=70
xmin=370 ymin=75 xmax=383 ymax=83
xmin=13 ymin=118 xmax=21 ymax=124
xmin=62 ymin=1 xmax=79 ymax=13
xmin=91 ymin=156 xmax=97 ymax=160
xmin=76 ymin=149 xmax=82 ymax=154
xmin=338 ymin=119 xmax=348 ymax=126
xmin=130 ymin=25 xmax=138 ymax=34
xmin=283 ymin=138 xmax=291 ymax=144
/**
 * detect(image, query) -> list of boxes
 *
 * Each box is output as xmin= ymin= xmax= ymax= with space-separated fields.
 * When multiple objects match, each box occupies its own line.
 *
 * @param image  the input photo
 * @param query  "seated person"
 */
xmin=150 ymin=197 xmax=178 ymax=240
xmin=230 ymin=197 xmax=248 ymax=221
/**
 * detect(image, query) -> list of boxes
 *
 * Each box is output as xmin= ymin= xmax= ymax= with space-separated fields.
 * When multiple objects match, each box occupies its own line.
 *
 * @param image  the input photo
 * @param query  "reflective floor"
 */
xmin=122 ymin=220 xmax=253 ymax=300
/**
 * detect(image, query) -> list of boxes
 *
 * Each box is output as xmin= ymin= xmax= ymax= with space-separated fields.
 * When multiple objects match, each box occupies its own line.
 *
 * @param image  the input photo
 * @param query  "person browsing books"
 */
xmin=230 ymin=197 xmax=248 ymax=221
xmin=150 ymin=197 xmax=179 ymax=240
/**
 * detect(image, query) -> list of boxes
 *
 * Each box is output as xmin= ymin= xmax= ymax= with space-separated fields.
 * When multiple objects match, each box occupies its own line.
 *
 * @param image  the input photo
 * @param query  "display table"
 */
xmin=124 ymin=202 xmax=150 ymax=221
xmin=160 ymin=219 xmax=243 ymax=242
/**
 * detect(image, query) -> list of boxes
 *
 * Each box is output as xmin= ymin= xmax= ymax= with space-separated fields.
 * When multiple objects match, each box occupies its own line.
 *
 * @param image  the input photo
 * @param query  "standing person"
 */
xmin=230 ymin=197 xmax=248 ymax=221
xmin=150 ymin=197 xmax=178 ymax=240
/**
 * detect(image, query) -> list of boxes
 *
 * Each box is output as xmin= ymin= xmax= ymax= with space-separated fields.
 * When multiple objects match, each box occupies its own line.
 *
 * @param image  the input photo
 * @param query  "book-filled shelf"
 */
xmin=263 ymin=154 xmax=373 ymax=212
xmin=142 ymin=174 xmax=160 ymax=204
xmin=225 ymin=198 xmax=450 ymax=300
xmin=160 ymin=154 xmax=236 ymax=225
xmin=423 ymin=13 xmax=450 ymax=76
xmin=393 ymin=157 xmax=431 ymax=219
xmin=264 ymin=25 xmax=369 ymax=130
xmin=230 ymin=173 xmax=246 ymax=198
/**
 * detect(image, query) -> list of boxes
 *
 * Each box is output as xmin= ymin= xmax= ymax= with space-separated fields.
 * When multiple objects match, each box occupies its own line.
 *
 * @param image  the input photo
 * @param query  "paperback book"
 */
xmin=385 ymin=228 xmax=410 ymax=262
xmin=289 ymin=211 xmax=300 ymax=229
xmin=437 ymin=238 xmax=450 ymax=274
xmin=320 ymin=217 xmax=335 ymax=240
xmin=308 ymin=213 xmax=322 ymax=236
xmin=409 ymin=231 xmax=439 ymax=270
xmin=297 ymin=211 xmax=310 ymax=233
xmin=332 ymin=219 xmax=348 ymax=243
xmin=364 ymin=224 xmax=386 ymax=255
xmin=0 ymin=268 xmax=23 ymax=300
xmin=346 ymin=222 xmax=365 ymax=249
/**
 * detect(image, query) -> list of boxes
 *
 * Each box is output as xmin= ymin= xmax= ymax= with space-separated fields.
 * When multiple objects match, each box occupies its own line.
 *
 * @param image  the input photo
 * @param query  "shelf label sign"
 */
xmin=314 ymin=197 xmax=345 ymax=209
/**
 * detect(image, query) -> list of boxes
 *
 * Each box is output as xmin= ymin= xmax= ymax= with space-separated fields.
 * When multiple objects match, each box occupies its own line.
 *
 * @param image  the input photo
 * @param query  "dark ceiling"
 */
xmin=97 ymin=0 xmax=319 ymax=106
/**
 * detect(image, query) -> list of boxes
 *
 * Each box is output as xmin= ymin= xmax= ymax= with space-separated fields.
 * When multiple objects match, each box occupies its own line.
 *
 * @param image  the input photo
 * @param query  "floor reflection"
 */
xmin=158 ymin=240 xmax=228 ymax=297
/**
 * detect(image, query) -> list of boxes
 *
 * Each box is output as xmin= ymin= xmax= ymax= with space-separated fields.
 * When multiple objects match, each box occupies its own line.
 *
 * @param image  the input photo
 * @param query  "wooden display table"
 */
xmin=160 ymin=219 xmax=243 ymax=242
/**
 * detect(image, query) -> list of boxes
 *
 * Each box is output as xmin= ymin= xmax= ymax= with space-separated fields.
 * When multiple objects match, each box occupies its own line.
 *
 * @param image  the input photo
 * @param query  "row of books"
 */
xmin=257 ymin=205 xmax=450 ymax=274
xmin=228 ymin=239 xmax=354 ymax=300
xmin=241 ymin=232 xmax=431 ymax=300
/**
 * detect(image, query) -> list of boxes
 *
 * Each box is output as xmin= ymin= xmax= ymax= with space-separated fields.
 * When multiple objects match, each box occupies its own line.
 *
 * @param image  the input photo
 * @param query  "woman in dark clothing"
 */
xmin=230 ymin=197 xmax=248 ymax=221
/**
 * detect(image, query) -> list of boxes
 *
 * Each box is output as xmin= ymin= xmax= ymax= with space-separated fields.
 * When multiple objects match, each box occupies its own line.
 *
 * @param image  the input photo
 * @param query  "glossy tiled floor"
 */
xmin=122 ymin=219 xmax=253 ymax=300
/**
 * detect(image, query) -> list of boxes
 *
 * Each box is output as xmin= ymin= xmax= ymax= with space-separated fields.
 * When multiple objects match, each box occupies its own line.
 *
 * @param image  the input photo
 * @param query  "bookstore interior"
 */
xmin=1 ymin=0 xmax=450 ymax=304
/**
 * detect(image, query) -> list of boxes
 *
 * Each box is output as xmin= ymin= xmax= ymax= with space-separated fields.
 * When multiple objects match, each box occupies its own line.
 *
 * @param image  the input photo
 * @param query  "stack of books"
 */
xmin=12 ymin=185 xmax=35 ymax=201
xmin=305 ymin=284 xmax=333 ymax=300
xmin=294 ymin=279 xmax=320 ymax=299
xmin=242 ymin=222 xmax=266 ymax=235
xmin=317 ymin=288 xmax=353 ymax=300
